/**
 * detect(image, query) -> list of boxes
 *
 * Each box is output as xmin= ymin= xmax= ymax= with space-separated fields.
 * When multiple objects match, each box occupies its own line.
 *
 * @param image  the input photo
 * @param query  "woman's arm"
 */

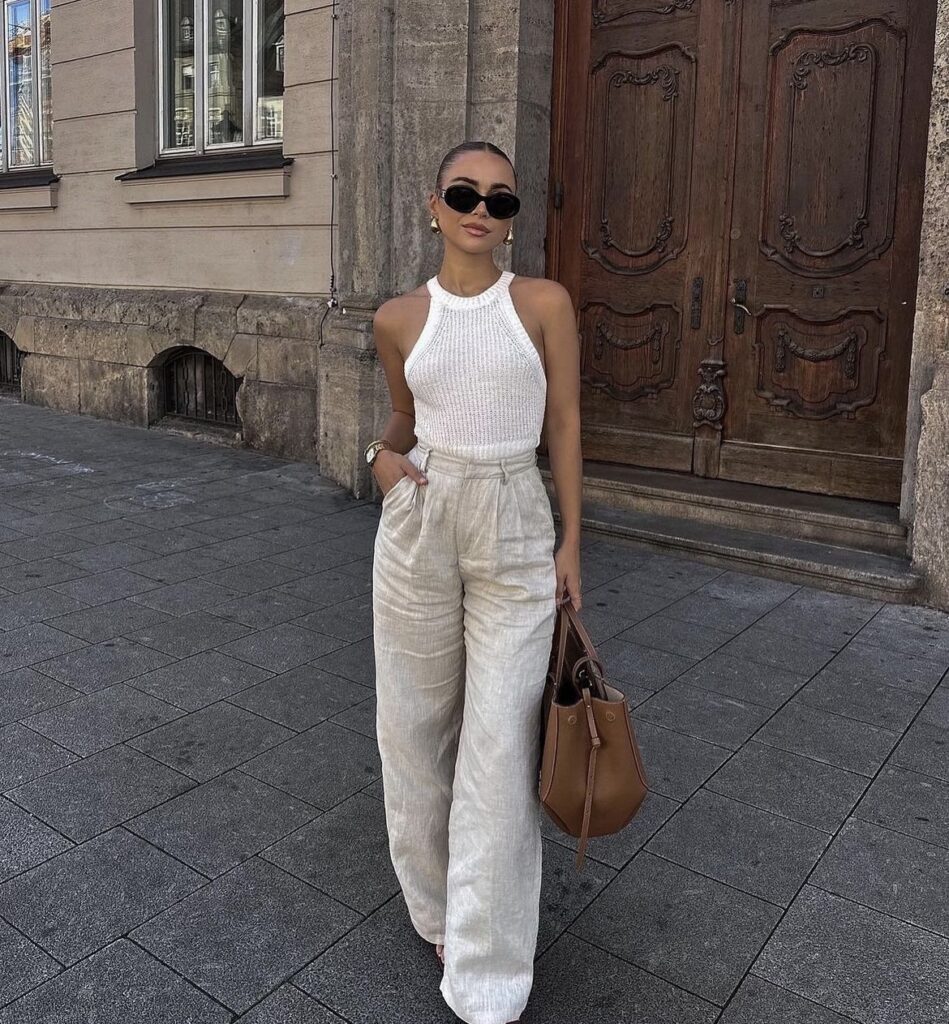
xmin=537 ymin=281 xmax=583 ymax=607
xmin=369 ymin=299 xmax=430 ymax=491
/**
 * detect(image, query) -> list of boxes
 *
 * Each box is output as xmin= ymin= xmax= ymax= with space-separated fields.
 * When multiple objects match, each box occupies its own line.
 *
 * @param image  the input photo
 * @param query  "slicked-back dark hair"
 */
xmin=435 ymin=141 xmax=517 ymax=192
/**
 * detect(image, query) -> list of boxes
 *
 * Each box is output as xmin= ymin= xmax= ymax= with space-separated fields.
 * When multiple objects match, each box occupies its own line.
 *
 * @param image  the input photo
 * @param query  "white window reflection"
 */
xmin=160 ymin=0 xmax=283 ymax=154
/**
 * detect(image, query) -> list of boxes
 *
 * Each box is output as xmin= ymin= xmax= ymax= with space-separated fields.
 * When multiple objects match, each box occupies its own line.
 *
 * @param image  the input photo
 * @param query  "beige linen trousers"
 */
xmin=372 ymin=441 xmax=558 ymax=1024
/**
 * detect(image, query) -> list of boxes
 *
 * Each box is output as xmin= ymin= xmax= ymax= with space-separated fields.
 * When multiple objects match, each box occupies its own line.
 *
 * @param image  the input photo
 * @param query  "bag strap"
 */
xmin=563 ymin=598 xmax=599 ymax=659
xmin=551 ymin=601 xmax=569 ymax=685
xmin=575 ymin=686 xmax=602 ymax=871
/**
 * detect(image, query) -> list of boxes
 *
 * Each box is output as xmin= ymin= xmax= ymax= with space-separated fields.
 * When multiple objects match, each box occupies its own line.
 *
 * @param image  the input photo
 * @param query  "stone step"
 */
xmin=536 ymin=460 xmax=921 ymax=602
xmin=553 ymin=463 xmax=907 ymax=556
xmin=550 ymin=499 xmax=920 ymax=603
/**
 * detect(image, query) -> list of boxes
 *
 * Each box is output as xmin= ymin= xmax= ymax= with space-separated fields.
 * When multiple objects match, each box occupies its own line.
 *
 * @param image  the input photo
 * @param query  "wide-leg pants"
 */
xmin=372 ymin=441 xmax=558 ymax=1024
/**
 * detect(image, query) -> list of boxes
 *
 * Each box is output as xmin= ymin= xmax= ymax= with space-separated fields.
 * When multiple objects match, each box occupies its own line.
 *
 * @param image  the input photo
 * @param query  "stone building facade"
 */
xmin=2 ymin=0 xmax=949 ymax=610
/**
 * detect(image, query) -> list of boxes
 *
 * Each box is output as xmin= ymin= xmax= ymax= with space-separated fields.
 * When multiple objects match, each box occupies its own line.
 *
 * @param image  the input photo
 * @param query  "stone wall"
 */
xmin=907 ymin=0 xmax=949 ymax=608
xmin=0 ymin=283 xmax=326 ymax=462
xmin=912 ymin=351 xmax=949 ymax=607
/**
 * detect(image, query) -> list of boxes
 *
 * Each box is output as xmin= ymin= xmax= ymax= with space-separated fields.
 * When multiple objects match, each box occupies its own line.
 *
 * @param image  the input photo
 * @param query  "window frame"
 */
xmin=0 ymin=0 xmax=52 ymax=173
xmin=157 ymin=0 xmax=284 ymax=158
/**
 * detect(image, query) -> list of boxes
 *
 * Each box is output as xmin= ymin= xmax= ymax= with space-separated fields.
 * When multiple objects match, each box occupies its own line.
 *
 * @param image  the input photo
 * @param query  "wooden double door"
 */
xmin=548 ymin=0 xmax=938 ymax=502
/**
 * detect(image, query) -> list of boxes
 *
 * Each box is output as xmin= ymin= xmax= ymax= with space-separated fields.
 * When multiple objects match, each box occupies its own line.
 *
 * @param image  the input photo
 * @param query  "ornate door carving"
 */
xmin=719 ymin=1 xmax=936 ymax=501
xmin=549 ymin=0 xmax=739 ymax=471
xmin=548 ymin=0 xmax=937 ymax=502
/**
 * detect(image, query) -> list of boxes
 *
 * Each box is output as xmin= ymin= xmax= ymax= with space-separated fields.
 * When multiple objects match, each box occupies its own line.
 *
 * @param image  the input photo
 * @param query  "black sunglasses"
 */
xmin=436 ymin=184 xmax=520 ymax=220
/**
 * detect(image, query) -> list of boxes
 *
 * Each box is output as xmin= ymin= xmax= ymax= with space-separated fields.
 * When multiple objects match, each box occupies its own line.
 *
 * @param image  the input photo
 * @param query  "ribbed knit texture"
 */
xmin=405 ymin=270 xmax=547 ymax=459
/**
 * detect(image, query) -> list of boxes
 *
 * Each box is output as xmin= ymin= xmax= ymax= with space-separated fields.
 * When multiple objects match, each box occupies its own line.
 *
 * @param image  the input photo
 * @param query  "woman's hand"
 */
xmin=373 ymin=449 xmax=428 ymax=496
xmin=554 ymin=537 xmax=581 ymax=610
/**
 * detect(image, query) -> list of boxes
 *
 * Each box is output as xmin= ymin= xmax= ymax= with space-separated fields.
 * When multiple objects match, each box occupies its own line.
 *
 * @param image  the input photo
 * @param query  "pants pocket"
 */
xmin=381 ymin=471 xmax=414 ymax=508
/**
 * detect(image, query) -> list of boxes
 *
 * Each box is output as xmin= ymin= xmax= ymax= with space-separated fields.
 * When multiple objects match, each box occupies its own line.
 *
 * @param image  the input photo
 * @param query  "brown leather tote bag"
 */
xmin=539 ymin=596 xmax=649 ymax=869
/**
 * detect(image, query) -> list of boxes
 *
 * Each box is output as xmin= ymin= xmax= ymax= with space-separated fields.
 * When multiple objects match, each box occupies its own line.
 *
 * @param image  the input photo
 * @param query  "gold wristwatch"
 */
xmin=364 ymin=439 xmax=393 ymax=467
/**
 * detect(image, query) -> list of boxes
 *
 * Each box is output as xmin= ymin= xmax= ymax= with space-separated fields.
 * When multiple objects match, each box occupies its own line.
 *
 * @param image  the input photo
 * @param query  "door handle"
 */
xmin=732 ymin=279 xmax=751 ymax=334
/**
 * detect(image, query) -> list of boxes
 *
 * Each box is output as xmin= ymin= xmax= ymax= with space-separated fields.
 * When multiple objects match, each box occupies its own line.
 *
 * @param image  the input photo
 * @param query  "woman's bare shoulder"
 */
xmin=375 ymin=283 xmax=429 ymax=322
xmin=373 ymin=284 xmax=432 ymax=356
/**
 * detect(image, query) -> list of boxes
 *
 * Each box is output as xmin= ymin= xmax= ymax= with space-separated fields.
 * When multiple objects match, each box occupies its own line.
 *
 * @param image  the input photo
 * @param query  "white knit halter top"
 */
xmin=404 ymin=270 xmax=547 ymax=460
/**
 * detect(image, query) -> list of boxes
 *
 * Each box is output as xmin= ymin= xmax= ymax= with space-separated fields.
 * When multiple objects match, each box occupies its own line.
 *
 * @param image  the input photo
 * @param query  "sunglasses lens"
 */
xmin=443 ymin=185 xmax=480 ymax=213
xmin=487 ymin=193 xmax=519 ymax=219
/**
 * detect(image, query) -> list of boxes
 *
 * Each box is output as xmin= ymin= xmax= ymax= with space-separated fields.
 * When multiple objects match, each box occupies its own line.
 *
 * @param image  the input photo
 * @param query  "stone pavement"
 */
xmin=0 ymin=395 xmax=947 ymax=1024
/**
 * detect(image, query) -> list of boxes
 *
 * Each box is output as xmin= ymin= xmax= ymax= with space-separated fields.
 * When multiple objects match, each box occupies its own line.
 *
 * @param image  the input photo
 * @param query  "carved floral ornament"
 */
xmin=692 ymin=361 xmax=726 ymax=430
xmin=774 ymin=325 xmax=859 ymax=379
xmin=593 ymin=0 xmax=696 ymax=25
xmin=592 ymin=318 xmax=663 ymax=364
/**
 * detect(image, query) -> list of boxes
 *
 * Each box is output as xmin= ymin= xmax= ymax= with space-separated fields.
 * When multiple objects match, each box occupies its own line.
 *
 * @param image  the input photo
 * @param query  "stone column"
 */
xmin=911 ymin=352 xmax=949 ymax=607
xmin=906 ymin=0 xmax=949 ymax=607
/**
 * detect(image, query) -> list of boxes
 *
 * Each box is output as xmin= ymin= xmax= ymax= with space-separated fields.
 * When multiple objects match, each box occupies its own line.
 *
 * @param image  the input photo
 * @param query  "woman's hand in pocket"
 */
xmin=373 ymin=449 xmax=428 ymax=496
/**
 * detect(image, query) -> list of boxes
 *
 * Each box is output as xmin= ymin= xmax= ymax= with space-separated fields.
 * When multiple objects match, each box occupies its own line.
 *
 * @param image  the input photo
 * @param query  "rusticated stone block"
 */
xmin=318 ymin=310 xmax=380 ymax=495
xmin=79 ymin=360 xmax=149 ymax=426
xmin=224 ymin=333 xmax=259 ymax=380
xmin=236 ymin=294 xmax=324 ymax=342
xmin=257 ymin=336 xmax=319 ymax=388
xmin=21 ymin=354 xmax=80 ymax=414
xmin=193 ymin=292 xmax=243 ymax=361
xmin=238 ymin=380 xmax=319 ymax=462
xmin=912 ymin=351 xmax=949 ymax=610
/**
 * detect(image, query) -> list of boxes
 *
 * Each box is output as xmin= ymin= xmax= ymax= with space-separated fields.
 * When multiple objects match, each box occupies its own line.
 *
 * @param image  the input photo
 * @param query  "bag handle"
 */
xmin=575 ymin=686 xmax=601 ymax=870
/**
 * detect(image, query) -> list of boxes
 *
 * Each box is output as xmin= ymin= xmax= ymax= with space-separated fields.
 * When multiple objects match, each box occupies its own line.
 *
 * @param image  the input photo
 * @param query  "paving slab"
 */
xmin=754 ymin=885 xmax=949 ymax=1024
xmin=240 ymin=720 xmax=382 ymax=809
xmin=0 ymin=721 xmax=76 ymax=790
xmin=23 ymin=683 xmax=185 ymax=757
xmin=35 ymin=637 xmax=174 ymax=694
xmin=261 ymin=791 xmax=398 ymax=915
xmin=0 ymin=795 xmax=74 ymax=880
xmin=704 ymin=740 xmax=867 ymax=833
xmin=571 ymin=850 xmax=781 ymax=1005
xmin=128 ymin=768 xmax=318 ymax=877
xmin=0 ymin=917 xmax=60 ymax=1008
xmin=127 ymin=649 xmax=273 ymax=710
xmin=126 ymin=701 xmax=296 ymax=781
xmin=229 ymin=664 xmax=373 ymax=731
xmin=0 ymin=666 xmax=80 ymax=724
xmin=853 ymin=764 xmax=949 ymax=849
xmin=0 ymin=826 xmax=205 ymax=965
xmin=234 ymin=985 xmax=348 ymax=1023
xmin=0 ymin=939 xmax=232 ymax=1024
xmin=130 ymin=856 xmax=361 ymax=1016
xmin=719 ymin=975 xmax=855 ymax=1024
xmin=645 ymin=788 xmax=830 ymax=906
xmin=809 ymin=817 xmax=949 ymax=936
xmin=7 ymin=742 xmax=195 ymax=843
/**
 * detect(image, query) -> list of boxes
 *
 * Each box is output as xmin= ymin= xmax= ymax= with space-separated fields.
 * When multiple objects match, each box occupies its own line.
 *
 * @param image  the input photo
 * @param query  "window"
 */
xmin=1 ymin=0 xmax=52 ymax=170
xmin=159 ymin=0 xmax=284 ymax=155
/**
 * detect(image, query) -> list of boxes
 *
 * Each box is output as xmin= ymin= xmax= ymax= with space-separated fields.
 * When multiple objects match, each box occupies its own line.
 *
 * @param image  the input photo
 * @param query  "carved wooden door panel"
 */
xmin=548 ymin=0 xmax=740 ymax=471
xmin=717 ymin=0 xmax=937 ymax=501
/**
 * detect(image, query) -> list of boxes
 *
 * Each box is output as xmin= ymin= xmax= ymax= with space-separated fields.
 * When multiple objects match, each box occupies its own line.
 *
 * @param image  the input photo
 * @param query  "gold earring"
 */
xmin=503 ymin=226 xmax=514 ymax=246
xmin=430 ymin=216 xmax=442 ymax=235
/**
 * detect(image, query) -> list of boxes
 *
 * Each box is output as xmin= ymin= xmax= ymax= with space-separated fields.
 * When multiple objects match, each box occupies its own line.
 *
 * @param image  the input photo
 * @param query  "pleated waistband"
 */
xmin=408 ymin=442 xmax=538 ymax=479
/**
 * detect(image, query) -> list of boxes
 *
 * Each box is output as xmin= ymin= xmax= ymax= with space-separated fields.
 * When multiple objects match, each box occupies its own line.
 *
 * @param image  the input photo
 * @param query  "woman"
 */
xmin=368 ymin=141 xmax=583 ymax=1024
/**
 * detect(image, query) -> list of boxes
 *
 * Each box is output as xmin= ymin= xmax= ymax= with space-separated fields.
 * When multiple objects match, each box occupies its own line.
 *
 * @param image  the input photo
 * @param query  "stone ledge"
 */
xmin=119 ymin=166 xmax=290 ymax=204
xmin=0 ymin=182 xmax=58 ymax=211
